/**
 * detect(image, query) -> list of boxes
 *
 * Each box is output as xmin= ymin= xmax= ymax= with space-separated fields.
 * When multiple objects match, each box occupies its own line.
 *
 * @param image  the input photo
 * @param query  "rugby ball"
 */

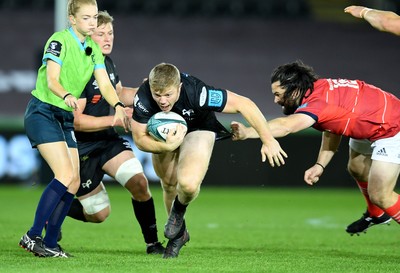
xmin=147 ymin=111 xmax=187 ymax=142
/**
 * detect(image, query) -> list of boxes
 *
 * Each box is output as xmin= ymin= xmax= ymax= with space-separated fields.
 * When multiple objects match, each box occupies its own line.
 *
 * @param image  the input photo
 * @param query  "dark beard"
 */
xmin=282 ymin=100 xmax=298 ymax=115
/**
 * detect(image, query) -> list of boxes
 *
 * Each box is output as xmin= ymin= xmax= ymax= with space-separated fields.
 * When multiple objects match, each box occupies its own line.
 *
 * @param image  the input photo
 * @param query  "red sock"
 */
xmin=384 ymin=195 xmax=400 ymax=224
xmin=356 ymin=181 xmax=385 ymax=217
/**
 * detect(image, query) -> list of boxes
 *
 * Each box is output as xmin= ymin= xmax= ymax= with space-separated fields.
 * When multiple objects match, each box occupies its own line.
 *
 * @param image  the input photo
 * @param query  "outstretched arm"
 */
xmin=231 ymin=113 xmax=315 ymax=140
xmin=344 ymin=5 xmax=400 ymax=35
xmin=223 ymin=91 xmax=288 ymax=167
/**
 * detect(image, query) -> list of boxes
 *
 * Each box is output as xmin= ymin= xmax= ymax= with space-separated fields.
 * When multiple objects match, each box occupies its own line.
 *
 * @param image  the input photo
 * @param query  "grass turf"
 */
xmin=0 ymin=184 xmax=398 ymax=273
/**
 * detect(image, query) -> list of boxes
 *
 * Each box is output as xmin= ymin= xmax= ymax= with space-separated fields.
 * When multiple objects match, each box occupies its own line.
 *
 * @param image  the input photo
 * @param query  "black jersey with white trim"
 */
xmin=133 ymin=73 xmax=232 ymax=140
xmin=75 ymin=56 xmax=121 ymax=155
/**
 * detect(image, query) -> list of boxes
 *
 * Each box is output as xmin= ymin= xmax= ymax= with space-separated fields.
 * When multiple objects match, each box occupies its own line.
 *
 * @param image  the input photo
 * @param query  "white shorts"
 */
xmin=349 ymin=138 xmax=372 ymax=155
xmin=370 ymin=132 xmax=400 ymax=164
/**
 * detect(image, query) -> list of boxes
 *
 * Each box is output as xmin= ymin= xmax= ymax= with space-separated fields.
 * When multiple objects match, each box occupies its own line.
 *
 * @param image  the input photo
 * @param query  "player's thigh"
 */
xmin=369 ymin=160 xmax=400 ymax=199
xmin=152 ymin=150 xmax=179 ymax=185
xmin=101 ymin=138 xmax=134 ymax=176
xmin=177 ymin=131 xmax=215 ymax=186
xmin=102 ymin=150 xmax=134 ymax=177
xmin=38 ymin=142 xmax=77 ymax=183
xmin=348 ymin=139 xmax=372 ymax=180
xmin=369 ymin=133 xmax=400 ymax=198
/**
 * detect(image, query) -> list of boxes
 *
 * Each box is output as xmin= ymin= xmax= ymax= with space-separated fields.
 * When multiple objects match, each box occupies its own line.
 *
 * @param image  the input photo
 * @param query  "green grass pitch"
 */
xmin=0 ymin=184 xmax=398 ymax=273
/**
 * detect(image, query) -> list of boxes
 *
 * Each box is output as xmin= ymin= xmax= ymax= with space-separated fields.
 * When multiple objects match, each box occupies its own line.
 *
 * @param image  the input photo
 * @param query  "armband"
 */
xmin=360 ymin=8 xmax=372 ymax=18
xmin=315 ymin=163 xmax=325 ymax=171
xmin=114 ymin=101 xmax=125 ymax=109
xmin=63 ymin=93 xmax=72 ymax=100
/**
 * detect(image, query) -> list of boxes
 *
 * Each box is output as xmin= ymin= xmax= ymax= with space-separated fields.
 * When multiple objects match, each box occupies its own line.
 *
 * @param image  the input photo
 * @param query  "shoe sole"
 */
xmin=347 ymin=218 xmax=392 ymax=236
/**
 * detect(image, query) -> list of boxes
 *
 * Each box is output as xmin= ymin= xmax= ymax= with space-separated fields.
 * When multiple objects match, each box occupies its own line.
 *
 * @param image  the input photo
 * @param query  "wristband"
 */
xmin=315 ymin=163 xmax=325 ymax=170
xmin=360 ymin=8 xmax=372 ymax=18
xmin=63 ymin=93 xmax=72 ymax=100
xmin=114 ymin=101 xmax=125 ymax=109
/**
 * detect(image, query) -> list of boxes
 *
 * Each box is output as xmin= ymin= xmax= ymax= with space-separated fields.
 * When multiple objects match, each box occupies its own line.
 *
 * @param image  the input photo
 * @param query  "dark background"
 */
xmin=0 ymin=0 xmax=399 ymax=186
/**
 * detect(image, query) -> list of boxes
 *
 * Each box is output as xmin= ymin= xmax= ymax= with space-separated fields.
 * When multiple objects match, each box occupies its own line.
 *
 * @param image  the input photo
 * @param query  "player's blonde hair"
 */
xmin=97 ymin=10 xmax=114 ymax=27
xmin=149 ymin=63 xmax=181 ymax=92
xmin=67 ymin=0 xmax=97 ymax=16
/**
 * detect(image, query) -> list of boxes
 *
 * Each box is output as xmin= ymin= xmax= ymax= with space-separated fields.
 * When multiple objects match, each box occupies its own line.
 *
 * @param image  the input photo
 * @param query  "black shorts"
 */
xmin=76 ymin=137 xmax=132 ymax=197
xmin=188 ymin=112 xmax=232 ymax=141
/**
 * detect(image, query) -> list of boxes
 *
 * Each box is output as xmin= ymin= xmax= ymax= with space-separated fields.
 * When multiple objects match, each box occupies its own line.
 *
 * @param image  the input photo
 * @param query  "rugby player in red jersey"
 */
xmin=232 ymin=61 xmax=400 ymax=235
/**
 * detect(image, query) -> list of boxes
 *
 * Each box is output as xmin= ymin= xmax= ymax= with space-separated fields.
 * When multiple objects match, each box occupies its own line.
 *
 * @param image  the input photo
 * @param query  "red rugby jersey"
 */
xmin=295 ymin=79 xmax=400 ymax=141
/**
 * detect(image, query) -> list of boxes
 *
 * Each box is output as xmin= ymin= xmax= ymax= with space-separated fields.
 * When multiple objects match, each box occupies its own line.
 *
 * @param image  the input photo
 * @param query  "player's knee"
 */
xmin=115 ymin=158 xmax=144 ymax=187
xmin=161 ymin=180 xmax=177 ymax=194
xmin=86 ymin=207 xmax=110 ymax=223
xmin=347 ymin=160 xmax=365 ymax=180
xmin=80 ymin=186 xmax=110 ymax=219
xmin=179 ymin=182 xmax=200 ymax=197
xmin=69 ymin=177 xmax=81 ymax=193
xmin=347 ymin=162 xmax=357 ymax=177
xmin=57 ymin=171 xmax=80 ymax=191
xmin=125 ymin=174 xmax=151 ymax=201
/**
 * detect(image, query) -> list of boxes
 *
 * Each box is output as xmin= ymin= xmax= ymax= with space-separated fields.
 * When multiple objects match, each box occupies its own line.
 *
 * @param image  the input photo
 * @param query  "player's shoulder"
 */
xmin=181 ymin=72 xmax=207 ymax=93
xmin=135 ymin=81 xmax=152 ymax=104
xmin=104 ymin=56 xmax=116 ymax=69
xmin=138 ymin=79 xmax=150 ymax=93
xmin=181 ymin=72 xmax=201 ymax=85
xmin=104 ymin=55 xmax=114 ymax=64
xmin=45 ymin=29 xmax=68 ymax=48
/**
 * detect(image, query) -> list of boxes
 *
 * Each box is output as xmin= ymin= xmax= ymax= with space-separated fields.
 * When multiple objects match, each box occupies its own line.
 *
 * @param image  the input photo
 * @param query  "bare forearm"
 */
xmin=364 ymin=9 xmax=400 ymax=35
xmin=134 ymin=135 xmax=179 ymax=153
xmin=316 ymin=132 xmax=341 ymax=167
xmin=118 ymin=86 xmax=137 ymax=107
xmin=345 ymin=6 xmax=400 ymax=35
xmin=74 ymin=115 xmax=114 ymax=132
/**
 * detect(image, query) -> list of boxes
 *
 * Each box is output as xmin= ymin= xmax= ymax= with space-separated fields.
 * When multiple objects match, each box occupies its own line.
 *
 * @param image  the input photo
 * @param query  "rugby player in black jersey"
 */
xmin=132 ymin=63 xmax=287 ymax=258
xmin=67 ymin=11 xmax=165 ymax=255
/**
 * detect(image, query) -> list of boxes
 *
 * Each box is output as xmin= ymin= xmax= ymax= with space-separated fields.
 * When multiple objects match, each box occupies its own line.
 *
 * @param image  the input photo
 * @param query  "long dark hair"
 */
xmin=270 ymin=60 xmax=318 ymax=102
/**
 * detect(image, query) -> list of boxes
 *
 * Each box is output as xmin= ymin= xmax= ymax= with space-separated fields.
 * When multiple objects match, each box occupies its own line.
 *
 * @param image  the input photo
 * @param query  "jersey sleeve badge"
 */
xmin=45 ymin=41 xmax=62 ymax=57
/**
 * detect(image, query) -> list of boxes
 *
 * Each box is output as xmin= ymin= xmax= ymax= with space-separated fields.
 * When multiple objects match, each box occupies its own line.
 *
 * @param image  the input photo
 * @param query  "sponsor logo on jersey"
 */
xmin=82 ymin=179 xmax=92 ymax=189
xmin=208 ymin=89 xmax=223 ymax=107
xmin=91 ymin=95 xmax=102 ymax=104
xmin=182 ymin=109 xmax=194 ymax=116
xmin=46 ymin=41 xmax=62 ymax=57
xmin=199 ymin=86 xmax=207 ymax=106
xmin=123 ymin=140 xmax=132 ymax=149
xmin=134 ymin=94 xmax=149 ymax=113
